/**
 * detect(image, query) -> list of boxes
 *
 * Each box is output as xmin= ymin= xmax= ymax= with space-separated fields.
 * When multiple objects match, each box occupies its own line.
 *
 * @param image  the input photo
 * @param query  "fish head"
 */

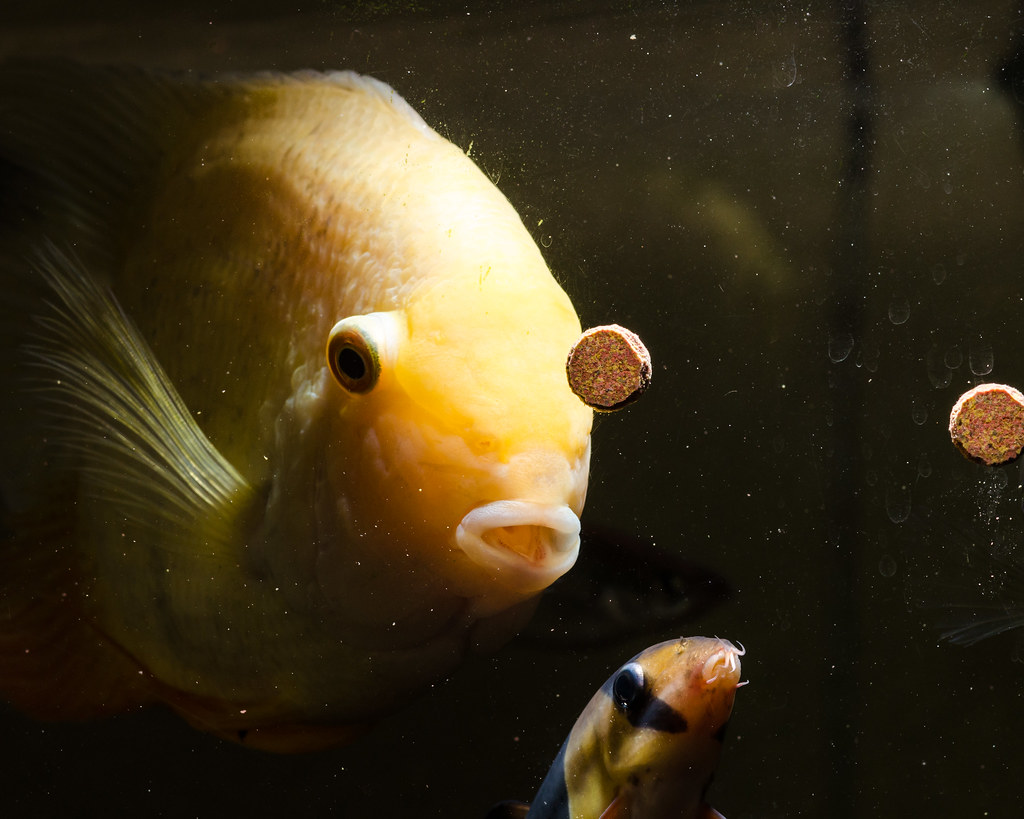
xmin=319 ymin=261 xmax=593 ymax=618
xmin=596 ymin=636 xmax=745 ymax=815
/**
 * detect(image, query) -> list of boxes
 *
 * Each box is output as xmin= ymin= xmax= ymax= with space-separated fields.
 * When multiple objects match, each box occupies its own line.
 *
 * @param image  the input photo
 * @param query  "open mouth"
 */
xmin=456 ymin=500 xmax=581 ymax=592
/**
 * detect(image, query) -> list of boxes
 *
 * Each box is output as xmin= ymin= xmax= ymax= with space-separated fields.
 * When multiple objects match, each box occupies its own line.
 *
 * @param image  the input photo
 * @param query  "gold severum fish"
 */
xmin=0 ymin=63 xmax=599 ymax=751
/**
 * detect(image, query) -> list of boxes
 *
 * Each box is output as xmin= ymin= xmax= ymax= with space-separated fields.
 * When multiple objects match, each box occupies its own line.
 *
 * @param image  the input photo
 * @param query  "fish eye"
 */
xmin=611 ymin=662 xmax=646 ymax=714
xmin=327 ymin=319 xmax=381 ymax=393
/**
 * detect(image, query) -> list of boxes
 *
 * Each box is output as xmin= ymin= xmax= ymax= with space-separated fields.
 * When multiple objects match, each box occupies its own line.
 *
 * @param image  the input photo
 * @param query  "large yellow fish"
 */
xmin=0 ymin=64 xmax=594 ymax=750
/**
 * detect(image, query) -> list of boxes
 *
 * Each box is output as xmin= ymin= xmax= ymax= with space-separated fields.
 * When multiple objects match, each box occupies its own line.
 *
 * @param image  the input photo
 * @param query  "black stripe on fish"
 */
xmin=713 ymin=718 xmax=731 ymax=744
xmin=601 ymin=667 xmax=688 ymax=733
xmin=524 ymin=736 xmax=571 ymax=819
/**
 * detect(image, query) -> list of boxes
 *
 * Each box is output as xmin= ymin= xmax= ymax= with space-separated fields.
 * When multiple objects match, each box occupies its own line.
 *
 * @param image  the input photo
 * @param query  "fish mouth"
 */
xmin=701 ymin=638 xmax=746 ymax=687
xmin=456 ymin=501 xmax=581 ymax=592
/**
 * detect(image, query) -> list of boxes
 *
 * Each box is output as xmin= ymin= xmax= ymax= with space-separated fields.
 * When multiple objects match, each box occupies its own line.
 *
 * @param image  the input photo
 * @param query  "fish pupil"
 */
xmin=338 ymin=346 xmax=367 ymax=381
xmin=611 ymin=662 xmax=646 ymax=714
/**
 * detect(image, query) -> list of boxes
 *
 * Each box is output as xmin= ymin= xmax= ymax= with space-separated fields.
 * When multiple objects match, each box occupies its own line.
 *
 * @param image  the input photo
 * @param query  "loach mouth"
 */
xmin=701 ymin=639 xmax=746 ymax=687
xmin=456 ymin=501 xmax=581 ymax=592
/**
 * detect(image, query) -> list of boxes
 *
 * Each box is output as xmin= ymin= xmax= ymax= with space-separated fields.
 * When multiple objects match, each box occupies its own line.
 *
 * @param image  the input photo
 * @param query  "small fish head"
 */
xmin=584 ymin=637 xmax=745 ymax=816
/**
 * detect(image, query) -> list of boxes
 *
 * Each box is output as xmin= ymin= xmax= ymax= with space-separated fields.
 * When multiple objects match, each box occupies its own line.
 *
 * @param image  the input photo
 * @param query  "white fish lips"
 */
xmin=455 ymin=500 xmax=581 ymax=591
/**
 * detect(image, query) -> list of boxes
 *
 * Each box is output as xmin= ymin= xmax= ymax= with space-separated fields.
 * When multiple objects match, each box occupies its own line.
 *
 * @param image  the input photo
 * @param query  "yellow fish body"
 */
xmin=489 ymin=637 xmax=744 ymax=818
xmin=0 ymin=64 xmax=592 ymax=750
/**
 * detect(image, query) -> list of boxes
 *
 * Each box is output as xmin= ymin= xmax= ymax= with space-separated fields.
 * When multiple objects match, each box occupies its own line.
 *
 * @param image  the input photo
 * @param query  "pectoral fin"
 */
xmin=0 ymin=241 xmax=253 ymax=719
xmin=598 ymin=795 xmax=626 ymax=819
xmin=483 ymin=800 xmax=531 ymax=819
xmin=25 ymin=240 xmax=252 ymax=546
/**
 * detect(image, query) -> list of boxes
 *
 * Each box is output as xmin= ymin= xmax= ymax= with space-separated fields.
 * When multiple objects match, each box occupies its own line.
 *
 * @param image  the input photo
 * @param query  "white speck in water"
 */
xmin=888 ymin=298 xmax=910 ymax=325
xmin=828 ymin=332 xmax=854 ymax=363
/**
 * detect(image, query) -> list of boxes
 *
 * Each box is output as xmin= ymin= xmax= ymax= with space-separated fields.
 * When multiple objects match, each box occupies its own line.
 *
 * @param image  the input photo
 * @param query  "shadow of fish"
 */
xmin=520 ymin=524 xmax=731 ymax=649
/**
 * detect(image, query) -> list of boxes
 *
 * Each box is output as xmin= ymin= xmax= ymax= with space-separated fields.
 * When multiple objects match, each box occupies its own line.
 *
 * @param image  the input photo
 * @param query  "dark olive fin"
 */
xmin=24 ymin=241 xmax=252 ymax=548
xmin=148 ymin=680 xmax=373 ymax=752
xmin=483 ymin=801 xmax=531 ymax=819
xmin=0 ymin=503 xmax=154 ymax=719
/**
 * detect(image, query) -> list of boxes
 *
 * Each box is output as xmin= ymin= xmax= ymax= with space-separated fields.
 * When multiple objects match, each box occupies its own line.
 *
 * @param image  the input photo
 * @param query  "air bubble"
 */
xmin=944 ymin=345 xmax=962 ymax=369
xmin=828 ymin=332 xmax=854 ymax=363
xmin=888 ymin=298 xmax=910 ymax=325
xmin=911 ymin=400 xmax=928 ymax=426
xmin=926 ymin=346 xmax=953 ymax=389
xmin=931 ymin=263 xmax=947 ymax=284
xmin=969 ymin=338 xmax=994 ymax=376
xmin=885 ymin=483 xmax=911 ymax=524
xmin=878 ymin=554 xmax=898 ymax=577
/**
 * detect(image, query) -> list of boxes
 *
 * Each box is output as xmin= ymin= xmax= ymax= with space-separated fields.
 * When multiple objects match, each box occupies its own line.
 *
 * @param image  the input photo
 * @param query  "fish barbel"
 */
xmin=0 ymin=64 xmax=594 ymax=750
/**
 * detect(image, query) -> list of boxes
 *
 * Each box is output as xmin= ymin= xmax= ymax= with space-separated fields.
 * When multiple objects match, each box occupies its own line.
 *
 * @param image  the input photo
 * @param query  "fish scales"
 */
xmin=0 ymin=63 xmax=593 ymax=750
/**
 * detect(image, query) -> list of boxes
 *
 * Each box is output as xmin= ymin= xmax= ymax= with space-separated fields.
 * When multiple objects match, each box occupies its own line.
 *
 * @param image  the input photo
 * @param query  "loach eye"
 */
xmin=611 ymin=662 xmax=646 ymax=714
xmin=326 ymin=319 xmax=381 ymax=393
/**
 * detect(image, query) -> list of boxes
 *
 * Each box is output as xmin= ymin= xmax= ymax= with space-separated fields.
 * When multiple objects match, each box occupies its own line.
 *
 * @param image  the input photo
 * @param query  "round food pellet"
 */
xmin=949 ymin=383 xmax=1024 ymax=465
xmin=566 ymin=324 xmax=652 ymax=411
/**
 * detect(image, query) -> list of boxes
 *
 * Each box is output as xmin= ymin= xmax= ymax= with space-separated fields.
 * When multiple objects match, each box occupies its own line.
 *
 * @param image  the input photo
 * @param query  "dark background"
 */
xmin=3 ymin=2 xmax=1024 ymax=817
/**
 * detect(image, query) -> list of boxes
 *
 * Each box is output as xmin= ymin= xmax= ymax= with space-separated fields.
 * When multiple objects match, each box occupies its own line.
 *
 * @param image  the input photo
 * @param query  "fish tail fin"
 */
xmin=0 ymin=504 xmax=155 ymax=720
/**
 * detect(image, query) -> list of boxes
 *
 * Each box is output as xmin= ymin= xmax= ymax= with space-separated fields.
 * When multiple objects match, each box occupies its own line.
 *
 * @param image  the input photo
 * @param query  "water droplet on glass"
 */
xmin=926 ymin=346 xmax=953 ymax=389
xmin=773 ymin=52 xmax=797 ymax=88
xmin=943 ymin=345 xmax=962 ymax=369
xmin=931 ymin=263 xmax=947 ymax=284
xmin=888 ymin=298 xmax=910 ymax=325
xmin=969 ymin=337 xmax=994 ymax=376
xmin=911 ymin=399 xmax=928 ymax=426
xmin=885 ymin=483 xmax=912 ymax=524
xmin=878 ymin=554 xmax=898 ymax=577
xmin=917 ymin=453 xmax=932 ymax=478
xmin=828 ymin=332 xmax=854 ymax=363
xmin=855 ymin=340 xmax=880 ymax=372
xmin=865 ymin=469 xmax=878 ymax=487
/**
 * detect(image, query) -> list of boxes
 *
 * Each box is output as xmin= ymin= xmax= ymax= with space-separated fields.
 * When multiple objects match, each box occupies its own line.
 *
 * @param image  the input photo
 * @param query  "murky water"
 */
xmin=3 ymin=3 xmax=1024 ymax=817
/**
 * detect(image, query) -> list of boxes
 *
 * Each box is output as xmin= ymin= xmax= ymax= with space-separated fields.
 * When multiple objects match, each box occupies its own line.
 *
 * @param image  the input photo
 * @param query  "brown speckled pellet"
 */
xmin=949 ymin=383 xmax=1024 ymax=465
xmin=566 ymin=324 xmax=652 ymax=411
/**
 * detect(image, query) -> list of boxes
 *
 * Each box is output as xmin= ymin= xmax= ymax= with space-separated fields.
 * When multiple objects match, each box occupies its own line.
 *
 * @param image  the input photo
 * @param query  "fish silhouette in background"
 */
xmin=521 ymin=525 xmax=731 ymax=649
xmin=0 ymin=63 xmax=610 ymax=750
xmin=487 ymin=636 xmax=745 ymax=819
